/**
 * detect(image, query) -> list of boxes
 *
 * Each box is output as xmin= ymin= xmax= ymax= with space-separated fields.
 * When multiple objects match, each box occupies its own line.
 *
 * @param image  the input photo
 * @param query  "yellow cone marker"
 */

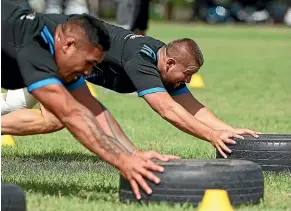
xmin=86 ymin=82 xmax=97 ymax=97
xmin=198 ymin=189 xmax=234 ymax=211
xmin=189 ymin=74 xmax=205 ymax=88
xmin=1 ymin=135 xmax=16 ymax=147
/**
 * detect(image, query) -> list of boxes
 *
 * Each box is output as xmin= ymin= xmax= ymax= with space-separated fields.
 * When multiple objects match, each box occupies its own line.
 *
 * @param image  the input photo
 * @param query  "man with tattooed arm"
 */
xmin=1 ymin=0 xmax=178 ymax=200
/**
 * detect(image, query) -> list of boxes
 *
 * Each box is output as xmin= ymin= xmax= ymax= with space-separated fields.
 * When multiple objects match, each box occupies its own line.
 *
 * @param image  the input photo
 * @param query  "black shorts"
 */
xmin=1 ymin=0 xmax=26 ymax=89
xmin=1 ymin=53 xmax=26 ymax=90
xmin=131 ymin=0 xmax=150 ymax=31
xmin=116 ymin=0 xmax=150 ymax=31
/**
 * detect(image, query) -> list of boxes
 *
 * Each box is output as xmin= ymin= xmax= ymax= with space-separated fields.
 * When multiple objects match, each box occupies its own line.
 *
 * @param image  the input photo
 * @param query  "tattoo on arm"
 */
xmin=98 ymin=102 xmax=137 ymax=154
xmin=31 ymin=84 xmax=129 ymax=168
xmin=78 ymin=106 xmax=126 ymax=156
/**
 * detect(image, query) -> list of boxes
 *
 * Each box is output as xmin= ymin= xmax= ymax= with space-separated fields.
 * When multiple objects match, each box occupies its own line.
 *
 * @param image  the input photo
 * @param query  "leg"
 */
xmin=115 ymin=0 xmax=135 ymax=30
xmin=45 ymin=0 xmax=63 ymax=14
xmin=28 ymin=0 xmax=46 ymax=12
xmin=1 ymin=104 xmax=64 ymax=135
xmin=86 ymin=0 xmax=100 ymax=17
xmin=1 ymin=88 xmax=63 ymax=135
xmin=64 ymin=0 xmax=89 ymax=15
xmin=131 ymin=0 xmax=150 ymax=36
xmin=1 ymin=88 xmax=38 ymax=115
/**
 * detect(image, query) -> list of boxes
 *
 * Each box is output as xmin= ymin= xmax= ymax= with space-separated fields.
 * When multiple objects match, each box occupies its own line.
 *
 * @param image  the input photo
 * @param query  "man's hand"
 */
xmin=229 ymin=128 xmax=262 ymax=138
xmin=118 ymin=153 xmax=165 ymax=200
xmin=210 ymin=129 xmax=243 ymax=159
xmin=134 ymin=150 xmax=180 ymax=162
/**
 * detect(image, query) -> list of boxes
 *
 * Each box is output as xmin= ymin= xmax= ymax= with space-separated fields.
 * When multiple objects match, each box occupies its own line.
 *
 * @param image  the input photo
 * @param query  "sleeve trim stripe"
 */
xmin=41 ymin=26 xmax=55 ymax=55
xmin=144 ymin=45 xmax=157 ymax=61
xmin=40 ymin=31 xmax=48 ymax=43
xmin=141 ymin=44 xmax=157 ymax=62
xmin=27 ymin=78 xmax=63 ymax=92
xmin=43 ymin=26 xmax=55 ymax=45
xmin=140 ymin=49 xmax=153 ymax=59
xmin=66 ymin=77 xmax=85 ymax=91
xmin=168 ymin=86 xmax=190 ymax=96
xmin=138 ymin=87 xmax=167 ymax=97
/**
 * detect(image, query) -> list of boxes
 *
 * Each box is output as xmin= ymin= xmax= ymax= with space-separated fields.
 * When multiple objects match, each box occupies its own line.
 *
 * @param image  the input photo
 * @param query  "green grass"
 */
xmin=2 ymin=22 xmax=291 ymax=211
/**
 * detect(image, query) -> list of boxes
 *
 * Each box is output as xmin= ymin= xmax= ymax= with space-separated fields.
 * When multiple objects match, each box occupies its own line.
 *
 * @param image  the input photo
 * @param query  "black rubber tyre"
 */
xmin=119 ymin=159 xmax=264 ymax=206
xmin=1 ymin=183 xmax=26 ymax=211
xmin=216 ymin=134 xmax=291 ymax=172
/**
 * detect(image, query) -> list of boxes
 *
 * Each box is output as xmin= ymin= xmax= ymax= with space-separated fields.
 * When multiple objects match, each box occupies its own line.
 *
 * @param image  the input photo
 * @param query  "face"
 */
xmin=159 ymin=57 xmax=199 ymax=90
xmin=54 ymin=26 xmax=104 ymax=83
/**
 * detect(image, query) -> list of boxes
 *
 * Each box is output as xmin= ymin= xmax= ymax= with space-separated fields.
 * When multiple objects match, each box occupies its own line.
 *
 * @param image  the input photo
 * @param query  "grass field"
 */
xmin=2 ymin=22 xmax=291 ymax=211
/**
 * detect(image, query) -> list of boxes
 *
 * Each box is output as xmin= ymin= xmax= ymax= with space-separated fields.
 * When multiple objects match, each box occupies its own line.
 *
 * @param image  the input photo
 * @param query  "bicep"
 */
xmin=17 ymin=43 xmax=61 ymax=88
xmin=30 ymin=84 xmax=74 ymax=120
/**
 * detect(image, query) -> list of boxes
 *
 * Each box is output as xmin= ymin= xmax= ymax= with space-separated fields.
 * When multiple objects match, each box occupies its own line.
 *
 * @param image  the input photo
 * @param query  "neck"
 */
xmin=157 ymin=46 xmax=166 ymax=71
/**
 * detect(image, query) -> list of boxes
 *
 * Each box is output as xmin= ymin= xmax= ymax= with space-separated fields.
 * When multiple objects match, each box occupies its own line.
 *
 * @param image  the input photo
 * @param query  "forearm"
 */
xmin=95 ymin=103 xmax=137 ymax=154
xmin=161 ymin=103 xmax=213 ymax=142
xmin=31 ymin=85 xmax=129 ymax=169
xmin=193 ymin=107 xmax=234 ymax=131
xmin=70 ymin=83 xmax=138 ymax=154
xmin=173 ymin=93 xmax=234 ymax=132
xmin=53 ymin=99 xmax=129 ymax=168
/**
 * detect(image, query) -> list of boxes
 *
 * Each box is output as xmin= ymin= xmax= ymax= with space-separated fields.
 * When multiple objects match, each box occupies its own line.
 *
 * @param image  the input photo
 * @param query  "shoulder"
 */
xmin=17 ymin=41 xmax=56 ymax=69
xmin=124 ymin=54 xmax=159 ymax=76
xmin=13 ymin=12 xmax=44 ymax=46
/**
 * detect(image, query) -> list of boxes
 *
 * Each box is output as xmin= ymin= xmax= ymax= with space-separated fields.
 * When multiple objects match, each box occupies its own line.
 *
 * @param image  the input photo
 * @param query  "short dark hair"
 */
xmin=165 ymin=38 xmax=204 ymax=67
xmin=66 ymin=14 xmax=110 ymax=51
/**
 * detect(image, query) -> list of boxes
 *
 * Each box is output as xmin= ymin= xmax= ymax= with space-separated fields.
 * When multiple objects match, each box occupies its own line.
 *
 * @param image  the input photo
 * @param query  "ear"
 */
xmin=165 ymin=58 xmax=176 ymax=72
xmin=62 ymin=36 xmax=76 ymax=54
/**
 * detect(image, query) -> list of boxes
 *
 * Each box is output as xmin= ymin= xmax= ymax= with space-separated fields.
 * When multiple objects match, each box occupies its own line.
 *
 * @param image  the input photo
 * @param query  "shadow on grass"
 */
xmin=1 ymin=151 xmax=118 ymax=186
xmin=2 ymin=152 xmax=120 ymax=201
xmin=1 ymin=151 xmax=102 ymax=162
xmin=5 ymin=179 xmax=120 ymax=202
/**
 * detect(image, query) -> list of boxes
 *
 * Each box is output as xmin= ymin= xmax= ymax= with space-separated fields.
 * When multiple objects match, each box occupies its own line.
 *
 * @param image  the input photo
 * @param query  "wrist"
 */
xmin=114 ymin=152 xmax=129 ymax=169
xmin=205 ymin=128 xmax=215 ymax=142
xmin=225 ymin=125 xmax=235 ymax=131
xmin=132 ymin=149 xmax=144 ymax=155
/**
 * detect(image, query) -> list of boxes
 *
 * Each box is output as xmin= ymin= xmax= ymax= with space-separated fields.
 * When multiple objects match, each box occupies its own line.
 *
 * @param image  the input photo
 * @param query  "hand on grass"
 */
xmin=134 ymin=150 xmax=180 ymax=162
xmin=209 ymin=129 xmax=242 ymax=159
xmin=118 ymin=153 xmax=164 ymax=200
